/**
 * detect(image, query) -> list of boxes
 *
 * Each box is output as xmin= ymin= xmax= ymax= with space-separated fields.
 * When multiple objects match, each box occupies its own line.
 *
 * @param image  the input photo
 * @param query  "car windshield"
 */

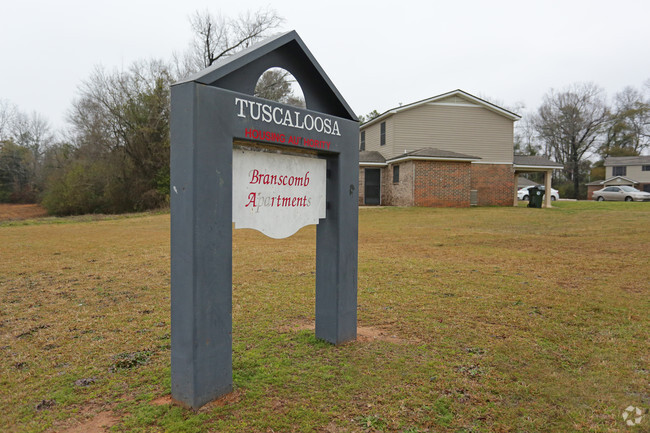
xmin=620 ymin=186 xmax=639 ymax=192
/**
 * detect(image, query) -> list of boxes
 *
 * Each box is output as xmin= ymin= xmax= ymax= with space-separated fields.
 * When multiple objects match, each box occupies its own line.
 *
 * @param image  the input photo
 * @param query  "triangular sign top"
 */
xmin=176 ymin=30 xmax=357 ymax=121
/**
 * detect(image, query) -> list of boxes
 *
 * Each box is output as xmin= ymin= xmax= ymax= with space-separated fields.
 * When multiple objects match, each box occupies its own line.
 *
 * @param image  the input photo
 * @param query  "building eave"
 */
xmin=359 ymin=162 xmax=388 ymax=167
xmin=514 ymin=164 xmax=563 ymax=170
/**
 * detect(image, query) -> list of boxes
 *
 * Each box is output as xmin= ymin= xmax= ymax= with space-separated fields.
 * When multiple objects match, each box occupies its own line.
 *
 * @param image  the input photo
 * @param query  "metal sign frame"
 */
xmin=170 ymin=31 xmax=359 ymax=409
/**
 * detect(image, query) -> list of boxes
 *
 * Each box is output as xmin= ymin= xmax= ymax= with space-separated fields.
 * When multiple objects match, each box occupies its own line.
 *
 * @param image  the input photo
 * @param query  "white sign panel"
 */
xmin=232 ymin=149 xmax=326 ymax=239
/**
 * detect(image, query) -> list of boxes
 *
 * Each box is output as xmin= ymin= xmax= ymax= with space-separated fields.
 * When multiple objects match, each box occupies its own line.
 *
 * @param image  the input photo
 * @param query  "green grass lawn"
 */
xmin=1 ymin=202 xmax=648 ymax=432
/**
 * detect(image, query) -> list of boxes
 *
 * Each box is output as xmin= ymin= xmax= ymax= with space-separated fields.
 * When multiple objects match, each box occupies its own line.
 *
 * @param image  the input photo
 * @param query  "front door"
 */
xmin=364 ymin=168 xmax=381 ymax=205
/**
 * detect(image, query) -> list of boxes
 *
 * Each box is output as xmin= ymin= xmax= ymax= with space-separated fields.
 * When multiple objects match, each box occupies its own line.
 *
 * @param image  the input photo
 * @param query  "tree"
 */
xmin=45 ymin=9 xmax=289 ymax=215
xmin=514 ymin=114 xmax=541 ymax=156
xmin=178 ymin=9 xmax=289 ymax=106
xmin=253 ymin=68 xmax=305 ymax=108
xmin=599 ymin=86 xmax=649 ymax=158
xmin=358 ymin=110 xmax=381 ymax=123
xmin=11 ymin=111 xmax=55 ymax=185
xmin=0 ymin=141 xmax=32 ymax=202
xmin=534 ymin=83 xmax=609 ymax=199
xmin=0 ymin=99 xmax=16 ymax=142
xmin=254 ymin=68 xmax=293 ymax=102
xmin=58 ymin=59 xmax=173 ymax=213
xmin=185 ymin=8 xmax=283 ymax=72
xmin=0 ymin=107 xmax=55 ymax=202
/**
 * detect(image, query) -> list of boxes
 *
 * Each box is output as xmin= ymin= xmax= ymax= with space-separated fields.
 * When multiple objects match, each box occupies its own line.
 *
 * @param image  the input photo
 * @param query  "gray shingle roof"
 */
xmin=359 ymin=151 xmax=386 ymax=164
xmin=514 ymin=155 xmax=564 ymax=168
xmin=604 ymin=156 xmax=650 ymax=166
xmin=517 ymin=176 xmax=538 ymax=187
xmin=397 ymin=147 xmax=480 ymax=160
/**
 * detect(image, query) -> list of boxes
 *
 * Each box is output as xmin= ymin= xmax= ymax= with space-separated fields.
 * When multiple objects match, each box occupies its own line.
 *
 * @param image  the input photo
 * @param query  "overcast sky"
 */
xmin=2 ymin=0 xmax=649 ymax=131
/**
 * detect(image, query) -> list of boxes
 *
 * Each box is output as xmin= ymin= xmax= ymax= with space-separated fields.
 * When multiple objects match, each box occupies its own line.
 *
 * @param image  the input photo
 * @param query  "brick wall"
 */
xmin=413 ymin=160 xmax=472 ymax=207
xmin=382 ymin=161 xmax=414 ymax=206
xmin=358 ymin=168 xmax=365 ymax=205
xmin=358 ymin=160 xmax=516 ymax=207
xmin=470 ymin=164 xmax=514 ymax=206
xmin=587 ymin=185 xmax=600 ymax=200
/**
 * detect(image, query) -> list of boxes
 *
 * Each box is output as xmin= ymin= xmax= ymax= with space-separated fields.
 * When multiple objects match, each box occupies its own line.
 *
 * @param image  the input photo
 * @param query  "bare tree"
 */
xmin=597 ymin=86 xmax=650 ymax=158
xmin=616 ymin=86 xmax=649 ymax=151
xmin=534 ymin=83 xmax=609 ymax=198
xmin=67 ymin=93 xmax=114 ymax=158
xmin=186 ymin=8 xmax=284 ymax=72
xmin=11 ymin=111 xmax=54 ymax=181
xmin=514 ymin=114 xmax=542 ymax=156
xmin=477 ymin=94 xmax=525 ymax=115
xmin=0 ymin=107 xmax=54 ymax=201
xmin=0 ymin=99 xmax=17 ymax=142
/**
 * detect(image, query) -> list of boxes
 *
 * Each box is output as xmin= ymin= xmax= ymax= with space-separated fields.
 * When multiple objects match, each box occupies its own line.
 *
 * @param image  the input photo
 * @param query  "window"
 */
xmin=380 ymin=122 xmax=386 ymax=146
xmin=642 ymin=165 xmax=650 ymax=171
xmin=360 ymin=131 xmax=365 ymax=151
xmin=612 ymin=166 xmax=626 ymax=176
xmin=393 ymin=165 xmax=400 ymax=183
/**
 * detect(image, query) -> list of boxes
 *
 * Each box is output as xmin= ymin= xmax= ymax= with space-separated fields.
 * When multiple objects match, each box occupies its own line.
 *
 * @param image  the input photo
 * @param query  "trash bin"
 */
xmin=527 ymin=186 xmax=543 ymax=208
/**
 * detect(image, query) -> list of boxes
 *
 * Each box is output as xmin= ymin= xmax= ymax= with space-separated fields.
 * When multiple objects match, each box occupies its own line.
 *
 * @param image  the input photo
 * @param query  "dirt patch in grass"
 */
xmin=160 ymin=389 xmax=245 ymax=413
xmin=0 ymin=203 xmax=48 ymax=220
xmin=356 ymin=326 xmax=416 ymax=344
xmin=199 ymin=389 xmax=244 ymax=412
xmin=279 ymin=319 xmax=417 ymax=344
xmin=154 ymin=390 xmax=244 ymax=411
xmin=59 ymin=411 xmax=119 ymax=433
xmin=151 ymin=395 xmax=173 ymax=406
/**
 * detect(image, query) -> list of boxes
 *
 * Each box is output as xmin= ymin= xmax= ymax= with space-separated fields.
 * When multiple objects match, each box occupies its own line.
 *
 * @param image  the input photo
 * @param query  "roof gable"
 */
xmin=175 ymin=30 xmax=357 ymax=121
xmin=361 ymin=89 xmax=520 ymax=128
xmin=432 ymin=94 xmax=482 ymax=107
xmin=586 ymin=176 xmax=638 ymax=186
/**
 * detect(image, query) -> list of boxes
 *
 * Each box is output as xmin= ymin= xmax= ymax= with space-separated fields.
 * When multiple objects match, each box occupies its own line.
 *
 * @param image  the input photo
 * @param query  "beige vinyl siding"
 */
xmin=361 ymin=120 xmax=381 ymax=152
xmin=606 ymin=165 xmax=650 ymax=182
xmin=629 ymin=165 xmax=650 ymax=181
xmin=361 ymin=116 xmax=395 ymax=154
xmin=391 ymin=103 xmax=514 ymax=163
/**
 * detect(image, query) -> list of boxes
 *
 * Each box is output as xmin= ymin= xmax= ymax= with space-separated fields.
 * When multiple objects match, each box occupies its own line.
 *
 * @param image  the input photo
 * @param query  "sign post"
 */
xmin=170 ymin=31 xmax=359 ymax=409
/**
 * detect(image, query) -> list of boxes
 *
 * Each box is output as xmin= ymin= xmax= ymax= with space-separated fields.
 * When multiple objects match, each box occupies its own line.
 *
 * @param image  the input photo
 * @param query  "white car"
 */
xmin=592 ymin=185 xmax=650 ymax=202
xmin=517 ymin=185 xmax=559 ymax=201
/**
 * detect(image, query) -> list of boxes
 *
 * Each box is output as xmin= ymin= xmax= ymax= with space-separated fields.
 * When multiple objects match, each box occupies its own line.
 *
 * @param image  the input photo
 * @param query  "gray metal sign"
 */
xmin=170 ymin=31 xmax=359 ymax=409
